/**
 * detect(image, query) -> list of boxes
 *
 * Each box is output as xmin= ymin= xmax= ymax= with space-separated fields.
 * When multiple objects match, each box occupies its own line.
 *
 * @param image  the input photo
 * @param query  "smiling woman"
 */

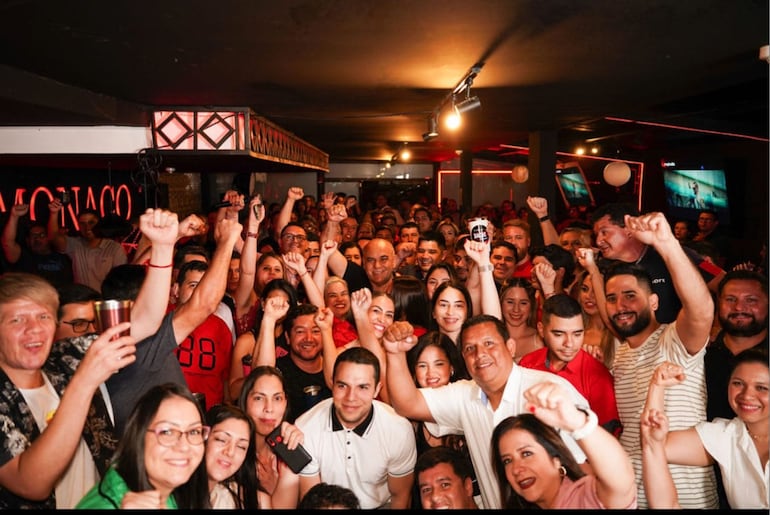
xmin=76 ymin=383 xmax=210 ymax=509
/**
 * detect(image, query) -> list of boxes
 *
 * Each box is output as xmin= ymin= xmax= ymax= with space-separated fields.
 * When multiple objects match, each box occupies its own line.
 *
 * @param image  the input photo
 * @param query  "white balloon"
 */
xmin=511 ymin=165 xmax=529 ymax=183
xmin=603 ymin=161 xmax=631 ymax=187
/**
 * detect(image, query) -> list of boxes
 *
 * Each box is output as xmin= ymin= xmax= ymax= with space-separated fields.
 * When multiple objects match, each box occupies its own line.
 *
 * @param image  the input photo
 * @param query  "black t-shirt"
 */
xmin=343 ymin=261 xmax=371 ymax=294
xmin=276 ymin=354 xmax=332 ymax=423
xmin=606 ymin=245 xmax=722 ymax=324
xmin=704 ymin=332 xmax=769 ymax=421
xmin=12 ymin=248 xmax=73 ymax=288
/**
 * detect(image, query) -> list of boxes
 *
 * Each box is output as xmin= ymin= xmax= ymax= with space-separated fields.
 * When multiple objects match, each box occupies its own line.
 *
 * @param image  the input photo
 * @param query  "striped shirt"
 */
xmin=613 ymin=323 xmax=717 ymax=509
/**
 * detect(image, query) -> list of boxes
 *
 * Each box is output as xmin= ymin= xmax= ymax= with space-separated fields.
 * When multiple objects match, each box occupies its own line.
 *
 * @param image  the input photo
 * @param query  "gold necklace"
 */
xmin=747 ymin=428 xmax=769 ymax=440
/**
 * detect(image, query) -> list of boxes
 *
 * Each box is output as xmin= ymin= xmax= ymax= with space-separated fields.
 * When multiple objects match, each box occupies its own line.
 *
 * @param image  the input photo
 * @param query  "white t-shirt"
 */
xmin=20 ymin=375 xmax=99 ymax=509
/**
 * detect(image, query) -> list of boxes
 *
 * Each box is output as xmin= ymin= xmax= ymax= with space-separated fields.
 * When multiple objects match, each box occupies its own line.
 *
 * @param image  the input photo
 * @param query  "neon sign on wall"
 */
xmin=0 ymin=184 xmax=133 ymax=229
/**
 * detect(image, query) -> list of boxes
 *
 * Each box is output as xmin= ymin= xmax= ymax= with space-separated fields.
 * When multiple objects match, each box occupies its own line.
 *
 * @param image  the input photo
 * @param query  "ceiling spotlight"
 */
xmin=455 ymin=95 xmax=481 ymax=114
xmin=400 ymin=142 xmax=411 ymax=160
xmin=445 ymin=105 xmax=461 ymax=130
xmin=422 ymin=115 xmax=439 ymax=141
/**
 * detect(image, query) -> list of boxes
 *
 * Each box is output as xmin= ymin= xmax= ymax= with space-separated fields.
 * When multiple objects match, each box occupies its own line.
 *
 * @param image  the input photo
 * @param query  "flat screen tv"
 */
xmin=555 ymin=162 xmax=595 ymax=208
xmin=663 ymin=168 xmax=730 ymax=225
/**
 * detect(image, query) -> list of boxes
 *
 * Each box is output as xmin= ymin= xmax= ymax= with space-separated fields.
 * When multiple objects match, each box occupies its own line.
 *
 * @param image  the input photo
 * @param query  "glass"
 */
xmin=147 ymin=426 xmax=210 ymax=447
xmin=282 ymin=233 xmax=307 ymax=242
xmin=61 ymin=318 xmax=96 ymax=333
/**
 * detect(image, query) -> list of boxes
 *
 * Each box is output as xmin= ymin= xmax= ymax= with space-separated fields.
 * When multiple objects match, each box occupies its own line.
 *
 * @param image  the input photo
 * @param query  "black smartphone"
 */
xmin=60 ymin=189 xmax=71 ymax=205
xmin=265 ymin=426 xmax=312 ymax=474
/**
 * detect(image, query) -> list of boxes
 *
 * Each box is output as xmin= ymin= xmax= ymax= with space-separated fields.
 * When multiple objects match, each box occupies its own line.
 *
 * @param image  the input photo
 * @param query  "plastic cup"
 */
xmin=468 ymin=217 xmax=489 ymax=243
xmin=93 ymin=299 xmax=131 ymax=338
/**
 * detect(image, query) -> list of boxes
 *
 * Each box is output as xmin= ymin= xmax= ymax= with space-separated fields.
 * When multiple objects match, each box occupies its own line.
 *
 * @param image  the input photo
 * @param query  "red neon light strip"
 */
xmin=605 ymin=117 xmax=769 ymax=142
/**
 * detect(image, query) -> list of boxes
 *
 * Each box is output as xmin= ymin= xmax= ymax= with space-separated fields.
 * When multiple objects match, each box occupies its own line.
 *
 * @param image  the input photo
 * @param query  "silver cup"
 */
xmin=93 ymin=299 xmax=131 ymax=338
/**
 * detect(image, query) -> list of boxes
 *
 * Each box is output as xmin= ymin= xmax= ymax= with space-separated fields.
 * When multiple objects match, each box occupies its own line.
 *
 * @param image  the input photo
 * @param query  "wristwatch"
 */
xmin=569 ymin=406 xmax=598 ymax=441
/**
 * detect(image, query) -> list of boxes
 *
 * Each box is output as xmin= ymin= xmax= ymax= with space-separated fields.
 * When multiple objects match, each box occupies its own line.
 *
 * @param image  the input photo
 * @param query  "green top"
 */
xmin=75 ymin=467 xmax=178 ymax=509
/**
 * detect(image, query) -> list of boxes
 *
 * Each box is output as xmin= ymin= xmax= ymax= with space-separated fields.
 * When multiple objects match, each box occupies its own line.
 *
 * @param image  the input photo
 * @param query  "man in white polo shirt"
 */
xmin=383 ymin=314 xmax=590 ymax=509
xmin=296 ymin=347 xmax=416 ymax=509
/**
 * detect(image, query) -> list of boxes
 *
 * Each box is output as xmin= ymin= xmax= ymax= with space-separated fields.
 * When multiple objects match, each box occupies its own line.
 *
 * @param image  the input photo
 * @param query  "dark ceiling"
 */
xmin=0 ymin=0 xmax=767 ymax=168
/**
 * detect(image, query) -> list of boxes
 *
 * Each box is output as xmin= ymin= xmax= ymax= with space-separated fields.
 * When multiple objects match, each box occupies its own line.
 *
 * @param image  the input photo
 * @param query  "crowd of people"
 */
xmin=0 ymin=185 xmax=766 ymax=509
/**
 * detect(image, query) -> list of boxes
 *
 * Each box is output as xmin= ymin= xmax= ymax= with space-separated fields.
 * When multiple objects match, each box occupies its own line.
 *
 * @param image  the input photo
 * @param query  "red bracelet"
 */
xmin=148 ymin=262 xmax=173 ymax=268
xmin=246 ymin=232 xmax=259 ymax=239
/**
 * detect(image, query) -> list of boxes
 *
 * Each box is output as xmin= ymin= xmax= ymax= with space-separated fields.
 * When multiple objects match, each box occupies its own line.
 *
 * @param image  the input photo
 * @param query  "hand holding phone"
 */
xmin=266 ymin=425 xmax=312 ymax=474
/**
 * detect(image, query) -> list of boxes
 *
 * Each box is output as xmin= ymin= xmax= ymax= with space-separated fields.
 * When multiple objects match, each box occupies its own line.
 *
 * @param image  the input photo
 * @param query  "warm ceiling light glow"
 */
xmin=400 ymin=148 xmax=411 ymax=160
xmin=575 ymin=147 xmax=585 ymax=155
xmin=590 ymin=146 xmax=599 ymax=154
xmin=445 ymin=107 xmax=461 ymax=130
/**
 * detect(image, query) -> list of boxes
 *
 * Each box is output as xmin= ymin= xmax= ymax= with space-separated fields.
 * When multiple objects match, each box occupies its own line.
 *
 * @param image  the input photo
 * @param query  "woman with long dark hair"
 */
xmin=76 ymin=383 xmax=211 ymax=509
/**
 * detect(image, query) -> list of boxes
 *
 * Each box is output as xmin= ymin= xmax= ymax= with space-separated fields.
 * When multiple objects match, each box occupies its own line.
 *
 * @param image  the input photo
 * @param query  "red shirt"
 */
xmin=175 ymin=312 xmax=234 ymax=408
xmin=332 ymin=316 xmax=358 ymax=348
xmin=519 ymin=348 xmax=622 ymax=436
xmin=512 ymin=257 xmax=533 ymax=279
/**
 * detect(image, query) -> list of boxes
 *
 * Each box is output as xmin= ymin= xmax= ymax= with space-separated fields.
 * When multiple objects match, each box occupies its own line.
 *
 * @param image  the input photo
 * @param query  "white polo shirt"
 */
xmin=296 ymin=398 xmax=416 ymax=509
xmin=420 ymin=365 xmax=589 ymax=509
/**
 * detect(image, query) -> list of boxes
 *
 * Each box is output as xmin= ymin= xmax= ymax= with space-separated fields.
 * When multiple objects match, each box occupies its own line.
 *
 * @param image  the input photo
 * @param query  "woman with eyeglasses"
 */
xmin=205 ymin=404 xmax=272 ymax=509
xmin=76 ymin=383 xmax=211 ymax=509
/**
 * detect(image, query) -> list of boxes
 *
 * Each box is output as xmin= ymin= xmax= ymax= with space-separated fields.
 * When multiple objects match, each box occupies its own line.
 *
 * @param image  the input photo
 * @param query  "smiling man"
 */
xmin=415 ymin=446 xmax=479 ymax=509
xmin=296 ymin=347 xmax=416 ymax=509
xmin=416 ymin=232 xmax=447 ymax=280
xmin=382 ymin=315 xmax=590 ymax=509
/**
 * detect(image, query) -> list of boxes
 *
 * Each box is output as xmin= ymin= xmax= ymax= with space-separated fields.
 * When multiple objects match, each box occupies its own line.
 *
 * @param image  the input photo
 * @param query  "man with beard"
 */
xmin=591 ymin=202 xmax=724 ymax=324
xmin=705 ymin=270 xmax=768 ymax=421
xmin=603 ymin=212 xmax=717 ymax=509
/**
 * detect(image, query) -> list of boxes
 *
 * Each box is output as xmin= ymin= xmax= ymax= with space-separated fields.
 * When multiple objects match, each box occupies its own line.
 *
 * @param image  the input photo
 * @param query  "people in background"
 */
xmin=253 ymin=302 xmax=331 ymax=423
xmin=501 ymin=217 xmax=534 ymax=279
xmin=570 ymin=266 xmax=617 ymax=370
xmin=228 ymin=278 xmax=300 ymax=400
xmin=424 ymin=262 xmax=457 ymax=301
xmin=2 ymin=203 xmax=73 ymax=287
xmin=499 ymin=278 xmax=544 ymax=363
xmin=47 ymin=201 xmax=127 ymax=292
xmin=691 ymin=209 xmax=729 ymax=267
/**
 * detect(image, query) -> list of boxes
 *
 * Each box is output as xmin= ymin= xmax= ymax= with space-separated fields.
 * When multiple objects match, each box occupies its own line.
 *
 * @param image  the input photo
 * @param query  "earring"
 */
xmin=559 ymin=465 xmax=567 ymax=478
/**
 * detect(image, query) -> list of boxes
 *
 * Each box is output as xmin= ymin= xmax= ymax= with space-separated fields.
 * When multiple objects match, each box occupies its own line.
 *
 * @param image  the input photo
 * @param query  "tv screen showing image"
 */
xmin=555 ymin=162 xmax=595 ymax=208
xmin=663 ymin=168 xmax=730 ymax=225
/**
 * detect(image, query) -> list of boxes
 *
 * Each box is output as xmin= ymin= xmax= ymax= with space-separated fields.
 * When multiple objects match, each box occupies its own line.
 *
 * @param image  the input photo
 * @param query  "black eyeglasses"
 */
xmin=60 ymin=318 xmax=96 ymax=333
xmin=147 ymin=426 xmax=210 ymax=447
xmin=282 ymin=233 xmax=307 ymax=242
